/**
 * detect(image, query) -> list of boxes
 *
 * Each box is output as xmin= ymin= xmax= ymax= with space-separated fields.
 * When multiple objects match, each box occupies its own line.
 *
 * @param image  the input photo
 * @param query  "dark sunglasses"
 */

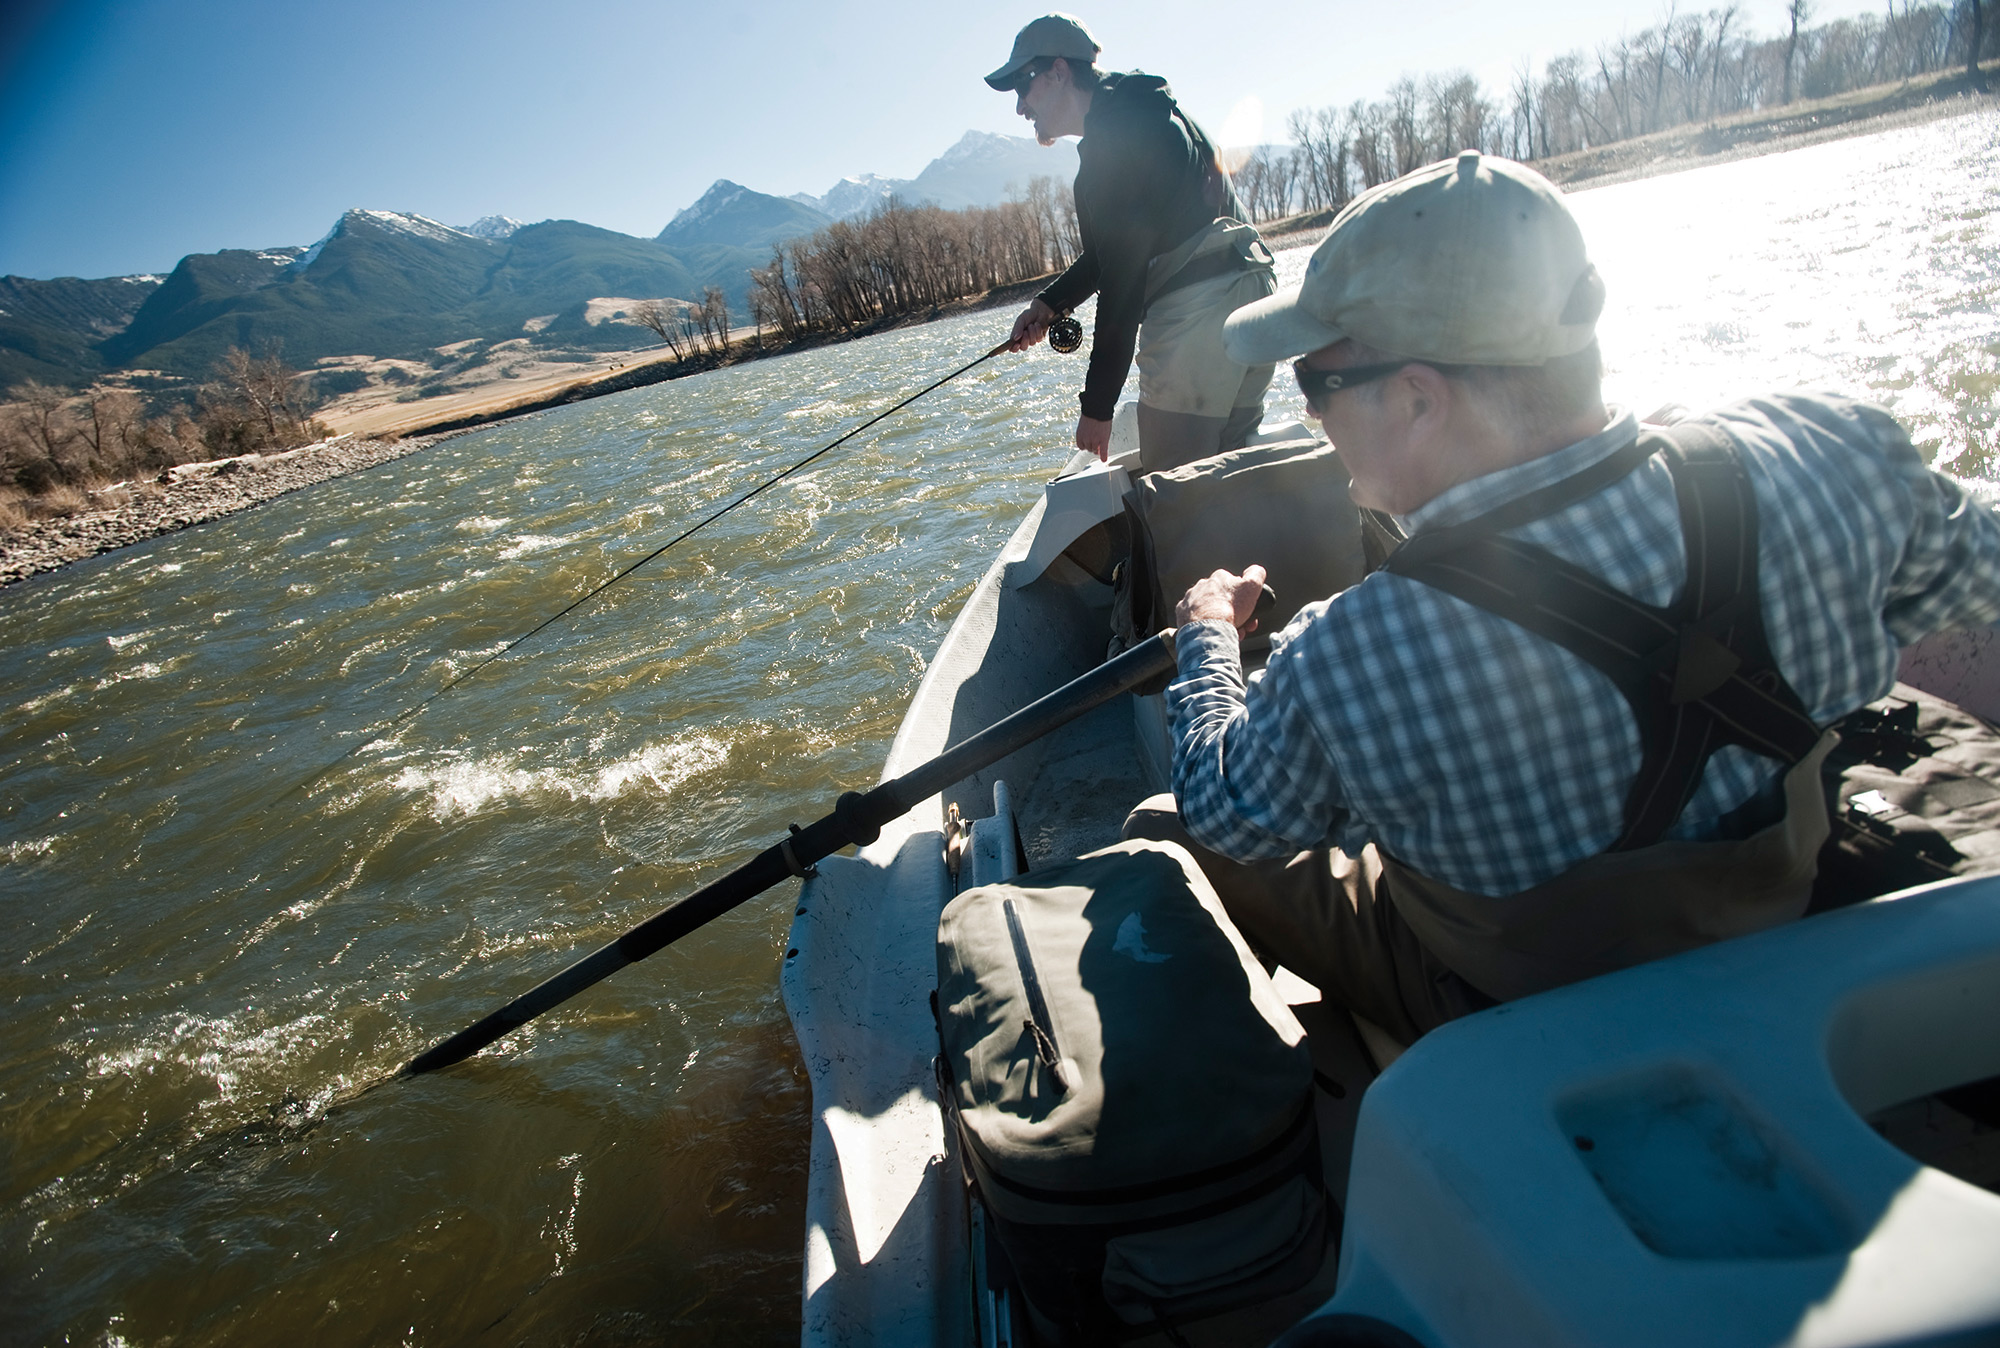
xmin=1292 ymin=358 xmax=1463 ymax=409
xmin=1009 ymin=63 xmax=1047 ymax=95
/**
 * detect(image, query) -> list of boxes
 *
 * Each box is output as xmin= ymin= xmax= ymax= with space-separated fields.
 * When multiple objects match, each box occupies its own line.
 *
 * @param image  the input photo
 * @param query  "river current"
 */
xmin=3 ymin=109 xmax=1995 ymax=1347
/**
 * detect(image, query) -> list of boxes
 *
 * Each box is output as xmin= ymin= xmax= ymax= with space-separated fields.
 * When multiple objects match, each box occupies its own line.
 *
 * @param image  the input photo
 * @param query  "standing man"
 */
xmin=986 ymin=14 xmax=1276 ymax=471
xmin=1127 ymin=150 xmax=2000 ymax=1043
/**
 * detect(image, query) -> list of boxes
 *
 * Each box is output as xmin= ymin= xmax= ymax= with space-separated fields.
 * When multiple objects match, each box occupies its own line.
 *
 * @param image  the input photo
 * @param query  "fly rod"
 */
xmin=293 ymin=336 xmax=1017 ymax=794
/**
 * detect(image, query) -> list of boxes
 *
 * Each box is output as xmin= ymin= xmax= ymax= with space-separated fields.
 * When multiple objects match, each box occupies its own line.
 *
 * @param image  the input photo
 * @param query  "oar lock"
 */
xmin=944 ymin=802 xmax=972 ymax=878
xmin=1048 ymin=312 xmax=1084 ymax=354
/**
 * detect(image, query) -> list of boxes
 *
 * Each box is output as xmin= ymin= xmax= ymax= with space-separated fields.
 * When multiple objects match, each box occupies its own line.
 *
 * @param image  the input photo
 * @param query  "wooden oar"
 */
xmin=404 ymin=626 xmax=1187 ymax=1076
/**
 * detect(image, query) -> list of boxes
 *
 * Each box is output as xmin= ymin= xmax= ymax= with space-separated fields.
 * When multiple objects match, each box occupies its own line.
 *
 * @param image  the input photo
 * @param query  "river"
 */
xmin=2 ymin=108 xmax=1995 ymax=1347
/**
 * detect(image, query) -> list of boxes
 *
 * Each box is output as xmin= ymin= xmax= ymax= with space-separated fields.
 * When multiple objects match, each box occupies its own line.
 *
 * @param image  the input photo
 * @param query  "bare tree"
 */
xmin=1634 ymin=11 xmax=1677 ymax=133
xmin=1350 ymin=99 xmax=1390 ymax=187
xmin=701 ymin=286 xmax=732 ymax=354
xmin=1709 ymin=5 xmax=1741 ymax=117
xmin=197 ymin=344 xmax=321 ymax=455
xmin=1784 ymin=0 xmax=1815 ymax=100
xmin=1597 ymin=35 xmax=1638 ymax=141
xmin=214 ymin=344 xmax=316 ymax=446
xmin=5 ymin=381 xmax=76 ymax=464
xmin=1669 ymin=12 xmax=1710 ymax=121
xmin=1510 ymin=60 xmax=1538 ymax=159
xmin=76 ymin=389 xmax=145 ymax=468
xmin=627 ymin=298 xmax=690 ymax=359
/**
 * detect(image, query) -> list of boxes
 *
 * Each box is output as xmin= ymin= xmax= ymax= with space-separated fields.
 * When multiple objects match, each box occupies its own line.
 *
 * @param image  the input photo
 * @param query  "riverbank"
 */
xmin=0 ymin=431 xmax=463 ymax=586
xmin=1254 ymin=66 xmax=1998 ymax=246
xmin=314 ymin=274 xmax=1054 ymax=441
xmin=1535 ymin=65 xmax=1997 ymax=191
xmin=0 ymin=279 xmax=1053 ymax=587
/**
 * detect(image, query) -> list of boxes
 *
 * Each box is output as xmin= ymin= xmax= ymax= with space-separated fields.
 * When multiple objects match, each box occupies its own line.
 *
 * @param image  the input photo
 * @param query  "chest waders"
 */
xmin=1378 ymin=423 xmax=1838 ymax=1002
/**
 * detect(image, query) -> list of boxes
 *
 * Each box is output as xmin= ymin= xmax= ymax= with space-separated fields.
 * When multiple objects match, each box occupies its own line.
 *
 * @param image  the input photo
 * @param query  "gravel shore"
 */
xmin=0 ymin=433 xmax=457 ymax=587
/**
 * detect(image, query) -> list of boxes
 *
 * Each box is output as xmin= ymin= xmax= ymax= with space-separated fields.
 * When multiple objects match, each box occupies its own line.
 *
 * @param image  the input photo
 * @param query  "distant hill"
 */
xmin=792 ymin=174 xmax=906 ymax=222
xmin=103 ymin=213 xmax=492 ymax=374
xmin=904 ymin=131 xmax=1078 ymax=211
xmin=0 ymin=127 xmax=1086 ymax=392
xmin=487 ymin=220 xmax=757 ymax=342
xmin=0 ymin=273 xmax=162 ymax=387
xmin=657 ymin=180 xmax=831 ymax=253
xmin=75 ymin=209 xmax=766 ymax=380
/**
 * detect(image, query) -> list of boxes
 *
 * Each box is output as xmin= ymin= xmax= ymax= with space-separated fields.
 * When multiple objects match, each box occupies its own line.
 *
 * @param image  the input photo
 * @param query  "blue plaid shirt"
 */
xmin=1169 ymin=394 xmax=2000 ymax=896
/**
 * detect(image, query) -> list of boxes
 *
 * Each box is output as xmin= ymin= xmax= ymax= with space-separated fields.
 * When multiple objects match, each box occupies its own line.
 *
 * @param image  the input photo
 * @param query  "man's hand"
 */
xmin=1075 ymin=414 xmax=1112 ymax=460
xmin=1008 ymin=298 xmax=1054 ymax=353
xmin=1176 ymin=563 xmax=1267 ymax=637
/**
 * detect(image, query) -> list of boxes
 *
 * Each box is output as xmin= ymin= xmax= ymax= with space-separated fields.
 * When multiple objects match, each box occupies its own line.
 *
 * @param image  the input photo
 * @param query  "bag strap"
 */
xmin=1385 ymin=423 xmax=1821 ymax=849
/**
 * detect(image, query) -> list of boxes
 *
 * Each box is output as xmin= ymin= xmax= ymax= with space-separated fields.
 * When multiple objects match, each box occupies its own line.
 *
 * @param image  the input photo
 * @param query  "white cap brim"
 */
xmin=1222 ymin=285 xmax=1346 ymax=365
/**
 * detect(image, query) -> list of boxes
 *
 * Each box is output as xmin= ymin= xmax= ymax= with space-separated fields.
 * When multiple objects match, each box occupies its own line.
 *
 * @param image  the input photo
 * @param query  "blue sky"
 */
xmin=0 ymin=0 xmax=1889 ymax=281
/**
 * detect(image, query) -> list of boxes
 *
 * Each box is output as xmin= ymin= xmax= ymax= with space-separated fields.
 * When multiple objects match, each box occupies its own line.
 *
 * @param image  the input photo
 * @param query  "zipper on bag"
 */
xmin=1002 ymin=897 xmax=1071 ymax=1093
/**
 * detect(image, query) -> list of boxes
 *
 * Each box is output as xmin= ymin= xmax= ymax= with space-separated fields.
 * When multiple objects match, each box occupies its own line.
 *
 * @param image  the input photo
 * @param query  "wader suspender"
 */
xmin=1385 ymin=424 xmax=1823 ymax=850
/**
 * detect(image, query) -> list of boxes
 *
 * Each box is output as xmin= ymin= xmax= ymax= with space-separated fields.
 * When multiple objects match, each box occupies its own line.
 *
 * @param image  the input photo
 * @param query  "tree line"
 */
xmin=0 ymin=343 xmax=325 ymax=526
xmin=742 ymin=177 xmax=1079 ymax=341
xmin=1232 ymin=2 xmax=1993 ymax=223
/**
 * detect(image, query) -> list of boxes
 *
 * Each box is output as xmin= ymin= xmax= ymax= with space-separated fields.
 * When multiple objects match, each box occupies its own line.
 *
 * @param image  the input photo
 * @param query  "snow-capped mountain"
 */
xmin=459 ymin=215 xmax=525 ymax=240
xmin=784 ymin=131 xmax=1078 ymax=226
xmin=791 ymin=173 xmax=910 ymax=221
xmin=296 ymin=210 xmax=474 ymax=270
xmin=656 ymin=180 xmax=831 ymax=251
xmin=903 ymin=131 xmax=1078 ymax=211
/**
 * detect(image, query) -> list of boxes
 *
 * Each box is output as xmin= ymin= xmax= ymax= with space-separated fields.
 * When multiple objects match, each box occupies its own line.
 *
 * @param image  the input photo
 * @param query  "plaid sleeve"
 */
xmin=1857 ymin=404 xmax=2000 ymax=641
xmin=1167 ymin=617 xmax=1350 ymax=860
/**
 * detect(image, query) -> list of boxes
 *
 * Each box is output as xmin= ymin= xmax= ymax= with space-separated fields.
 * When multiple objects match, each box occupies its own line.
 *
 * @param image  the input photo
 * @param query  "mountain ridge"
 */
xmin=657 ymin=180 xmax=832 ymax=253
xmin=2 ymin=128 xmax=1081 ymax=390
xmin=786 ymin=131 xmax=1077 ymax=219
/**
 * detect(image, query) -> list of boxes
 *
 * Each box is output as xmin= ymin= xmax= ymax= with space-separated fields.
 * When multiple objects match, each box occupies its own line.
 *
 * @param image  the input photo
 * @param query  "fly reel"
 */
xmin=1048 ymin=314 xmax=1084 ymax=354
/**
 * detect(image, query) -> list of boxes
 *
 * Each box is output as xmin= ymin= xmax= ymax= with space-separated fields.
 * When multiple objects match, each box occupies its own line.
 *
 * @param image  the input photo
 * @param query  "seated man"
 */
xmin=1127 ymin=150 xmax=2000 ymax=1044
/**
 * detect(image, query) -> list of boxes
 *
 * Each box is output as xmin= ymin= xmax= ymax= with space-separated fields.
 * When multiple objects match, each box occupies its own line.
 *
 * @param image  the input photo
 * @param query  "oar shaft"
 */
xmin=402 ymin=630 xmax=1180 ymax=1075
xmin=882 ymin=631 xmax=1178 ymax=812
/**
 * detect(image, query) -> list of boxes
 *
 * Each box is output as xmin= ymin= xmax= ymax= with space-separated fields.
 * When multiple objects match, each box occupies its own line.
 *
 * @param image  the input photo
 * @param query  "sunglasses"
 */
xmin=1010 ymin=63 xmax=1048 ymax=96
xmin=1292 ymin=358 xmax=1464 ymax=410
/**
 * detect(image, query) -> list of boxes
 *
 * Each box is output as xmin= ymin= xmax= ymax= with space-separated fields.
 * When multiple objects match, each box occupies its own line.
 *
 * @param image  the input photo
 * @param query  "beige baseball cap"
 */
xmin=1223 ymin=150 xmax=1605 ymax=367
xmin=985 ymin=13 xmax=1101 ymax=90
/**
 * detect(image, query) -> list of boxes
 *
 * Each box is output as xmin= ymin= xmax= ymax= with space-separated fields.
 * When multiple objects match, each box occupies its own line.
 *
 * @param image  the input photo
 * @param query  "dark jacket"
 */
xmin=1037 ymin=73 xmax=1242 ymax=421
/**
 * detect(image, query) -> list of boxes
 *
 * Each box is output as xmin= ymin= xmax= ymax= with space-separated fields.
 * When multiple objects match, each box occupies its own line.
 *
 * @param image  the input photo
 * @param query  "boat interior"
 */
xmin=782 ymin=410 xmax=2000 ymax=1347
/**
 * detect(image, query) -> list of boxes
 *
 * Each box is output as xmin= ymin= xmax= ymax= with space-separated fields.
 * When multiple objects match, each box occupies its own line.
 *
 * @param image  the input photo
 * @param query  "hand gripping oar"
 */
xmin=403 ymin=626 xmax=1185 ymax=1075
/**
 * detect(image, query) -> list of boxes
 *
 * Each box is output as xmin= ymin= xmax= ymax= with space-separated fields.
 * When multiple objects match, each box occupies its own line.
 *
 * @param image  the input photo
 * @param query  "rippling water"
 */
xmin=2 ymin=109 xmax=1995 ymax=1346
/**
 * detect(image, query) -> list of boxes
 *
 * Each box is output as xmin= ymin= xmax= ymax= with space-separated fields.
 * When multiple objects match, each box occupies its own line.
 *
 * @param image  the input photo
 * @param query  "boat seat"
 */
xmin=1300 ymin=876 xmax=2000 ymax=1347
xmin=1013 ymin=402 xmax=1320 ymax=589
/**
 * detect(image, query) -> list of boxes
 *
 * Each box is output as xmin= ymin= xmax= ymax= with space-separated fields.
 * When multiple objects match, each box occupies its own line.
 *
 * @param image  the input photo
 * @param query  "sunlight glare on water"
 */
xmin=1 ymin=107 xmax=1996 ymax=1347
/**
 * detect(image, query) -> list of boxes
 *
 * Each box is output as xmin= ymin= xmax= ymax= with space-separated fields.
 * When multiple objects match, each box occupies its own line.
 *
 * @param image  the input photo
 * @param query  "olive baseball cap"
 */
xmin=985 ymin=13 xmax=1101 ymax=90
xmin=1223 ymin=150 xmax=1605 ymax=367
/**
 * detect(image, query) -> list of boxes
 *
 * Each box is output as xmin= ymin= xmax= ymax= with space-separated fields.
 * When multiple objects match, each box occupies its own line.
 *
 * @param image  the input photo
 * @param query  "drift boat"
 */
xmin=780 ymin=406 xmax=2000 ymax=1347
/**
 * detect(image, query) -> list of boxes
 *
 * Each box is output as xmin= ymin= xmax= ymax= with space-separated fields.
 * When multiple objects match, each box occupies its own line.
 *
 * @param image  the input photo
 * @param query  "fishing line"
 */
xmin=284 ymin=335 xmax=1018 ymax=799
